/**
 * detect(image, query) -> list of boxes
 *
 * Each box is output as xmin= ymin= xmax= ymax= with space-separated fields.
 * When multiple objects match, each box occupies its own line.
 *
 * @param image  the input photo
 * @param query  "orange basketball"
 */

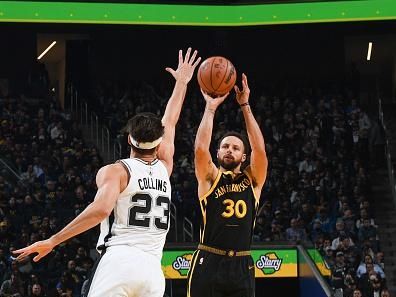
xmin=197 ymin=56 xmax=237 ymax=97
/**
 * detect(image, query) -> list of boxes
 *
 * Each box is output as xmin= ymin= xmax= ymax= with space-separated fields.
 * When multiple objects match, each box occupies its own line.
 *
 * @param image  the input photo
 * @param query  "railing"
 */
xmin=378 ymin=98 xmax=396 ymax=207
xmin=169 ymin=202 xmax=178 ymax=242
xmin=68 ymin=85 xmax=122 ymax=162
xmin=297 ymin=245 xmax=334 ymax=297
xmin=0 ymin=158 xmax=30 ymax=190
xmin=182 ymin=217 xmax=194 ymax=242
xmin=114 ymin=142 xmax=122 ymax=161
xmin=0 ymin=158 xmax=22 ymax=181
xmin=101 ymin=126 xmax=111 ymax=160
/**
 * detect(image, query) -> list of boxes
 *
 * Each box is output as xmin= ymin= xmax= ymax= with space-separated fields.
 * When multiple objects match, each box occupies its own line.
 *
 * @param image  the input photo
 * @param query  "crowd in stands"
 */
xmin=0 ymin=69 xmax=389 ymax=296
xmin=0 ymin=89 xmax=101 ymax=296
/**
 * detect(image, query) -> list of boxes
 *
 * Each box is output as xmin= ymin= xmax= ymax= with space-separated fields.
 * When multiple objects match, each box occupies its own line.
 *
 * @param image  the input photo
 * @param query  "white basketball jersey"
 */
xmin=96 ymin=158 xmax=171 ymax=260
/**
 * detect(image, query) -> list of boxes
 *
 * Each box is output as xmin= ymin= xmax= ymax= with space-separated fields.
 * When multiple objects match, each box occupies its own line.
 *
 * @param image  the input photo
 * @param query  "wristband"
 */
xmin=240 ymin=102 xmax=249 ymax=107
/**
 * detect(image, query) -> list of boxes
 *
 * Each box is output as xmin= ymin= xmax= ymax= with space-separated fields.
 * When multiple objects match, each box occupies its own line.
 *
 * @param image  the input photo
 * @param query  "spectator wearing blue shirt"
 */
xmin=356 ymin=255 xmax=385 ymax=279
xmin=286 ymin=218 xmax=307 ymax=243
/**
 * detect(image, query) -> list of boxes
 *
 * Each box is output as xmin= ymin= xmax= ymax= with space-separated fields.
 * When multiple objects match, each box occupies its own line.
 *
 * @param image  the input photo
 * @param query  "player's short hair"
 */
xmin=125 ymin=113 xmax=164 ymax=154
xmin=217 ymin=131 xmax=250 ymax=154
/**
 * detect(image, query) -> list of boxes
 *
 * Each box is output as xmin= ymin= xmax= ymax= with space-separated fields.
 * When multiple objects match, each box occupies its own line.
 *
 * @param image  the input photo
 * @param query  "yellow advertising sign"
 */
xmin=161 ymin=249 xmax=298 ymax=279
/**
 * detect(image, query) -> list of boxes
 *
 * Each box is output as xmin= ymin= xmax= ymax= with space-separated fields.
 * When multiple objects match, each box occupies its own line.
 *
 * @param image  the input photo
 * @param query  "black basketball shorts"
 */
xmin=187 ymin=250 xmax=255 ymax=297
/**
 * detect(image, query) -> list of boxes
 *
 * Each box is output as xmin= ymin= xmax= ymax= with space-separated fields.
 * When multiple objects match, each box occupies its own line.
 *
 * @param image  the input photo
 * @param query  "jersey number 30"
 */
xmin=222 ymin=199 xmax=247 ymax=219
xmin=128 ymin=193 xmax=170 ymax=230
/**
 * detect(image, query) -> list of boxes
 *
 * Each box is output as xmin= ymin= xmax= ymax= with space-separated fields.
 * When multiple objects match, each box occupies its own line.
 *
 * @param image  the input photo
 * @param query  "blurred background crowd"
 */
xmin=0 ymin=59 xmax=388 ymax=296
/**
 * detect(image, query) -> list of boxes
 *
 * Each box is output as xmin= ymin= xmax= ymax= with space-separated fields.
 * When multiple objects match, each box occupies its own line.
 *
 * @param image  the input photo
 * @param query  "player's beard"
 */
xmin=218 ymin=155 xmax=240 ymax=170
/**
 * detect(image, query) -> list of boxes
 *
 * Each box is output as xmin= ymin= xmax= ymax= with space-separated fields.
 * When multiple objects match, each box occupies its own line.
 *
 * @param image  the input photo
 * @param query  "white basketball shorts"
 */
xmin=87 ymin=245 xmax=165 ymax=297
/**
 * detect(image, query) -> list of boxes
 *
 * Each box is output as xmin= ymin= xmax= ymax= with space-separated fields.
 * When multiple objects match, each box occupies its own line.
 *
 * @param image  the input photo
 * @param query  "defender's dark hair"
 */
xmin=217 ymin=131 xmax=250 ymax=155
xmin=125 ymin=112 xmax=164 ymax=154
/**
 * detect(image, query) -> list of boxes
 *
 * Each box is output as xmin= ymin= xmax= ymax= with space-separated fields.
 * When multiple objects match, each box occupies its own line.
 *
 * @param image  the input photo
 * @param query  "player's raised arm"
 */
xmin=234 ymin=74 xmax=268 ymax=190
xmin=194 ymin=90 xmax=229 ymax=190
xmin=13 ymin=164 xmax=125 ymax=262
xmin=158 ymin=47 xmax=201 ymax=176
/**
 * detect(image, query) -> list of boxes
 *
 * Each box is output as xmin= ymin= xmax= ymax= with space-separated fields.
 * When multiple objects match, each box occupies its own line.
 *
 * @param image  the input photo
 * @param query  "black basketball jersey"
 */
xmin=199 ymin=170 xmax=259 ymax=251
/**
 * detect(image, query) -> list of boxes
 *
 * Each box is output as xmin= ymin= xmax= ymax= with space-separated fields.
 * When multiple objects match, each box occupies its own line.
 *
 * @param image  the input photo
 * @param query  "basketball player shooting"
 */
xmin=13 ymin=48 xmax=201 ymax=297
xmin=187 ymin=73 xmax=268 ymax=297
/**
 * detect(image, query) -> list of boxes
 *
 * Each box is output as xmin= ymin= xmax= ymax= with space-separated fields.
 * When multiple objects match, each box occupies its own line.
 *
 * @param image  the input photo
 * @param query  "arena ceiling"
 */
xmin=0 ymin=0 xmax=395 ymax=25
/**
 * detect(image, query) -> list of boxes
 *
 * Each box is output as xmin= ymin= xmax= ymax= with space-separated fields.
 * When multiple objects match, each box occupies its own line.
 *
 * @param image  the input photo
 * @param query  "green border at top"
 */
xmin=0 ymin=0 xmax=395 ymax=25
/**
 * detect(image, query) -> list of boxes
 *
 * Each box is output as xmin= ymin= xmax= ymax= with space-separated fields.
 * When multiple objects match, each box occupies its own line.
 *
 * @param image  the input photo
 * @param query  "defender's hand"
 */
xmin=13 ymin=238 xmax=56 ymax=262
xmin=165 ymin=47 xmax=201 ymax=84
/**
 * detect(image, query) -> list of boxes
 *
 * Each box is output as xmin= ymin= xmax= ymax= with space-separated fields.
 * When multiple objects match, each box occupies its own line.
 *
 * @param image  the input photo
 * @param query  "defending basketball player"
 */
xmin=187 ymin=73 xmax=268 ymax=297
xmin=13 ymin=48 xmax=201 ymax=297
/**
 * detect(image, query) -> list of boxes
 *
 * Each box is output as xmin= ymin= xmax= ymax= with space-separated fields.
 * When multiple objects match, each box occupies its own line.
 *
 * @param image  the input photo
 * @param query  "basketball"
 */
xmin=197 ymin=56 xmax=237 ymax=97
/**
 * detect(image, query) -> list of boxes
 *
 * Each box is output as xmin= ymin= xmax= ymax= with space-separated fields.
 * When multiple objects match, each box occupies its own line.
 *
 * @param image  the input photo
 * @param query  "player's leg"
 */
xmin=86 ymin=248 xmax=130 ymax=297
xmin=225 ymin=257 xmax=255 ymax=297
xmin=226 ymin=276 xmax=255 ymax=297
xmin=187 ymin=251 xmax=219 ymax=297
xmin=140 ymin=257 xmax=166 ymax=297
xmin=87 ymin=245 xmax=163 ymax=297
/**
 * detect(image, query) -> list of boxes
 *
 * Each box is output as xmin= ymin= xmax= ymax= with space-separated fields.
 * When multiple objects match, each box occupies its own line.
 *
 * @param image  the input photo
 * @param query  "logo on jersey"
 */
xmin=256 ymin=252 xmax=283 ymax=275
xmin=172 ymin=254 xmax=192 ymax=276
xmin=214 ymin=178 xmax=251 ymax=199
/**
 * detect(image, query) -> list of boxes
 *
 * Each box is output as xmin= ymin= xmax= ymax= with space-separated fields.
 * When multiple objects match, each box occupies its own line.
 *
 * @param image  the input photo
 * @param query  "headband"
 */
xmin=129 ymin=135 xmax=163 ymax=150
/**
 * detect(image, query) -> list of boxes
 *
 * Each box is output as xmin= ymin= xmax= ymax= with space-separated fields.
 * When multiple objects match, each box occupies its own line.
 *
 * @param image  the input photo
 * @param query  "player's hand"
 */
xmin=165 ymin=47 xmax=201 ymax=84
xmin=201 ymin=89 xmax=229 ymax=111
xmin=234 ymin=73 xmax=250 ymax=105
xmin=13 ymin=238 xmax=56 ymax=262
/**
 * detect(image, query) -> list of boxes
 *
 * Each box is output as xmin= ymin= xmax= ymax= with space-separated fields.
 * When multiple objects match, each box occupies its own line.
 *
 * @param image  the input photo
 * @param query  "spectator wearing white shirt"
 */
xmin=50 ymin=121 xmax=63 ymax=140
xmin=298 ymin=154 xmax=315 ymax=174
xmin=332 ymin=234 xmax=355 ymax=251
